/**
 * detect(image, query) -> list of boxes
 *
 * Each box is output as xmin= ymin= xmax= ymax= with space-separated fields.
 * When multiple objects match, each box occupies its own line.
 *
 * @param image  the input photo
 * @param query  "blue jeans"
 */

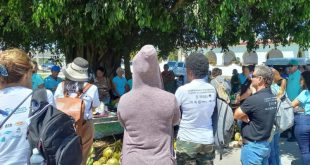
xmin=294 ymin=115 xmax=310 ymax=165
xmin=241 ymin=141 xmax=270 ymax=165
xmin=269 ymin=132 xmax=281 ymax=165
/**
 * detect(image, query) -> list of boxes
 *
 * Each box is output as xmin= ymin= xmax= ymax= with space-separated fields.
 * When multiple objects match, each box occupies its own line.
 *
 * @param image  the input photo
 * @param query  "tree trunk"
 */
xmin=63 ymin=43 xmax=122 ymax=80
xmin=123 ymin=48 xmax=131 ymax=80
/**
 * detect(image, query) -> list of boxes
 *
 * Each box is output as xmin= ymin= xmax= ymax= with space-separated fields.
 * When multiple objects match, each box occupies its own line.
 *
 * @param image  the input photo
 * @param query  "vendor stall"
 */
xmin=93 ymin=102 xmax=124 ymax=139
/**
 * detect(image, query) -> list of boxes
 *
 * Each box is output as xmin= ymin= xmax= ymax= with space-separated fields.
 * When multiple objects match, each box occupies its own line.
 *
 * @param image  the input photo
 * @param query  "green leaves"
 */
xmin=0 ymin=0 xmax=309 ymax=60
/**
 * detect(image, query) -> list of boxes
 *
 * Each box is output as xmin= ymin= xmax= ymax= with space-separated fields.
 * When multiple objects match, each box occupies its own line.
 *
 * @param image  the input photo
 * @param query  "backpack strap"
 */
xmin=77 ymin=83 xmax=92 ymax=97
xmin=0 ymin=92 xmax=33 ymax=128
xmin=82 ymin=83 xmax=92 ymax=94
xmin=76 ymin=83 xmax=92 ymax=135
xmin=62 ymin=82 xmax=92 ymax=97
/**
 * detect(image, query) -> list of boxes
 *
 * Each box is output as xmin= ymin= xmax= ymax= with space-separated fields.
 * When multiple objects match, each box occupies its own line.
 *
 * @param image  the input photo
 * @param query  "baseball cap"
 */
xmin=51 ymin=65 xmax=61 ymax=72
xmin=288 ymin=59 xmax=298 ymax=66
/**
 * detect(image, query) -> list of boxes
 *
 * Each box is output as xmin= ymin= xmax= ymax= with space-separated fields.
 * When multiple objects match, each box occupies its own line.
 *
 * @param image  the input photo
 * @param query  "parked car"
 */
xmin=173 ymin=61 xmax=186 ymax=76
xmin=41 ymin=59 xmax=56 ymax=71
xmin=167 ymin=61 xmax=177 ymax=71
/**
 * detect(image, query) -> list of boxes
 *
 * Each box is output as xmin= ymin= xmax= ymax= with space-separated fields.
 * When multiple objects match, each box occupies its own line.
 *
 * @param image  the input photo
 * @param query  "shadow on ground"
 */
xmin=279 ymin=138 xmax=302 ymax=165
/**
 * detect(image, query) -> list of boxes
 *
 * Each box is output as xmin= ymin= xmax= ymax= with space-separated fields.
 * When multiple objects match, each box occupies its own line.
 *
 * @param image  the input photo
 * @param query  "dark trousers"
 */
xmin=294 ymin=115 xmax=310 ymax=165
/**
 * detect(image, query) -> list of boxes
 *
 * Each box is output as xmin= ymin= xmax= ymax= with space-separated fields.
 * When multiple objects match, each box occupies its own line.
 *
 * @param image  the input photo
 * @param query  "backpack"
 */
xmin=270 ymin=87 xmax=294 ymax=132
xmin=55 ymin=82 xmax=92 ymax=135
xmin=212 ymin=96 xmax=234 ymax=160
xmin=214 ymin=79 xmax=230 ymax=104
xmin=27 ymin=88 xmax=82 ymax=165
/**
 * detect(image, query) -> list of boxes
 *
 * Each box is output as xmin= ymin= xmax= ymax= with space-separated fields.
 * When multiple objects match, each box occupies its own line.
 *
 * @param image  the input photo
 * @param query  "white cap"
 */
xmin=33 ymin=148 xmax=39 ymax=154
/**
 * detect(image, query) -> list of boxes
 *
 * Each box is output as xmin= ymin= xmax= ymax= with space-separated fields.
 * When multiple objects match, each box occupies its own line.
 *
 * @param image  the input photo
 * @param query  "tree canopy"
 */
xmin=0 ymin=0 xmax=309 ymax=76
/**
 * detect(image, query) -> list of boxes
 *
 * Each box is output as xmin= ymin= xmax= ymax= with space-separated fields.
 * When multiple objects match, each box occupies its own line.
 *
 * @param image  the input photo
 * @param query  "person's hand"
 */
xmin=294 ymin=107 xmax=304 ymax=113
xmin=235 ymin=95 xmax=241 ymax=104
xmin=241 ymin=115 xmax=250 ymax=123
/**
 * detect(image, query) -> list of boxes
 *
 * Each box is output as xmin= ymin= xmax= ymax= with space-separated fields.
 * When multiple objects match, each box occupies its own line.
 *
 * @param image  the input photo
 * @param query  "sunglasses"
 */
xmin=252 ymin=75 xmax=260 ymax=79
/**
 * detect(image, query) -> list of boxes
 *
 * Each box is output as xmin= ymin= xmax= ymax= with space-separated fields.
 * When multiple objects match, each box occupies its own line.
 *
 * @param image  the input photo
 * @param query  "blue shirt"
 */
xmin=32 ymin=73 xmax=44 ymax=90
xmin=44 ymin=75 xmax=62 ymax=93
xmin=238 ymin=73 xmax=247 ymax=85
xmin=296 ymin=90 xmax=310 ymax=115
xmin=112 ymin=76 xmax=127 ymax=96
xmin=286 ymin=70 xmax=301 ymax=101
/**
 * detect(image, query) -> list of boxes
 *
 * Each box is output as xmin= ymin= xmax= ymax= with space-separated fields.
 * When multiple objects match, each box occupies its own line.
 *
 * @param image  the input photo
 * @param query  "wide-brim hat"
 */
xmin=63 ymin=57 xmax=89 ymax=82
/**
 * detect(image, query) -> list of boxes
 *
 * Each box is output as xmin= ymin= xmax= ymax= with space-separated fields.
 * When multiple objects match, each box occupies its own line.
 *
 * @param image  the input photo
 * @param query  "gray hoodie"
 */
xmin=117 ymin=45 xmax=180 ymax=165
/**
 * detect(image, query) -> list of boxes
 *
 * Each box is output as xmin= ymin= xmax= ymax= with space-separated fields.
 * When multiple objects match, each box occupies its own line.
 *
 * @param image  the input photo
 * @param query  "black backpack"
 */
xmin=27 ymin=88 xmax=82 ymax=165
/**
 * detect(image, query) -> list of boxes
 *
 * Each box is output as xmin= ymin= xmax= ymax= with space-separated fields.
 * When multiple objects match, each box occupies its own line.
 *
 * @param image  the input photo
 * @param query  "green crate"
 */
xmin=93 ymin=116 xmax=124 ymax=139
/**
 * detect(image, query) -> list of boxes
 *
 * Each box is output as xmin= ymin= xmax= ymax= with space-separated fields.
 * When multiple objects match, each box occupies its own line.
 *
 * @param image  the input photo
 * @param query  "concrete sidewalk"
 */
xmin=214 ymin=138 xmax=302 ymax=165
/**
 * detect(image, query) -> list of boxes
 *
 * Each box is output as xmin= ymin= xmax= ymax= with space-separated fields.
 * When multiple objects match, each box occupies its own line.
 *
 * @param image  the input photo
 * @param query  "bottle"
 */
xmin=30 ymin=148 xmax=45 ymax=165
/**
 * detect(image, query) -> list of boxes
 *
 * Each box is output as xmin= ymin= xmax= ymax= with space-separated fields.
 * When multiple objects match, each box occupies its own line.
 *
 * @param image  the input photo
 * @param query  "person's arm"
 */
xmin=291 ymin=99 xmax=300 ymax=108
xmin=172 ymin=98 xmax=181 ymax=125
xmin=174 ymin=87 xmax=184 ymax=124
xmin=278 ymin=79 xmax=287 ymax=97
xmin=234 ymin=107 xmax=250 ymax=123
xmin=54 ymin=83 xmax=63 ymax=99
xmin=292 ymin=90 xmax=306 ymax=111
xmin=125 ymin=84 xmax=130 ymax=92
xmin=236 ymin=88 xmax=252 ymax=104
xmin=170 ymin=71 xmax=175 ymax=81
xmin=92 ymin=87 xmax=100 ymax=109
xmin=112 ymin=83 xmax=120 ymax=96
xmin=112 ymin=78 xmax=120 ymax=96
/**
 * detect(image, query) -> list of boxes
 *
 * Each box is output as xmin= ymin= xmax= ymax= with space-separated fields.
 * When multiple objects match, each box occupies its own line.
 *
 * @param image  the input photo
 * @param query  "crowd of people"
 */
xmin=0 ymin=46 xmax=309 ymax=165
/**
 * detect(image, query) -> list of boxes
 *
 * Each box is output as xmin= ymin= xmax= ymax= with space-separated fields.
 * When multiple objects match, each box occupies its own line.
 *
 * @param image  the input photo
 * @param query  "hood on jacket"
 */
xmin=132 ymin=45 xmax=163 ymax=89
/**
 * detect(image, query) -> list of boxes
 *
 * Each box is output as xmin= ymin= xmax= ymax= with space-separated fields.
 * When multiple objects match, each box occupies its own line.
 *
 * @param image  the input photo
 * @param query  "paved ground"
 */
xmin=214 ymin=138 xmax=302 ymax=165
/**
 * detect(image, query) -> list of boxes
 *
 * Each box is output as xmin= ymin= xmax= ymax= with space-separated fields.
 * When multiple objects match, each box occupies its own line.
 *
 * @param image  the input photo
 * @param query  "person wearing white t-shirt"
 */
xmin=175 ymin=52 xmax=216 ymax=165
xmin=0 ymin=49 xmax=54 ymax=165
xmin=54 ymin=57 xmax=100 ymax=165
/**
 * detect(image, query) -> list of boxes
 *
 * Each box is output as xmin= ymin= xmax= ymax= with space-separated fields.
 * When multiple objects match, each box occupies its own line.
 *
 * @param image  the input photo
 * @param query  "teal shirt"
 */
xmin=44 ymin=75 xmax=62 ymax=93
xmin=32 ymin=73 xmax=44 ymax=90
xmin=127 ymin=79 xmax=132 ymax=90
xmin=238 ymin=73 xmax=247 ymax=85
xmin=296 ymin=90 xmax=310 ymax=115
xmin=286 ymin=70 xmax=301 ymax=101
xmin=112 ymin=76 xmax=127 ymax=96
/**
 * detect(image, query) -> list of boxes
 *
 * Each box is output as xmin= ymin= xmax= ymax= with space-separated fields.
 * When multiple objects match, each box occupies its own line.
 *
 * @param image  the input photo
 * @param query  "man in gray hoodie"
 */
xmin=117 ymin=45 xmax=180 ymax=165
